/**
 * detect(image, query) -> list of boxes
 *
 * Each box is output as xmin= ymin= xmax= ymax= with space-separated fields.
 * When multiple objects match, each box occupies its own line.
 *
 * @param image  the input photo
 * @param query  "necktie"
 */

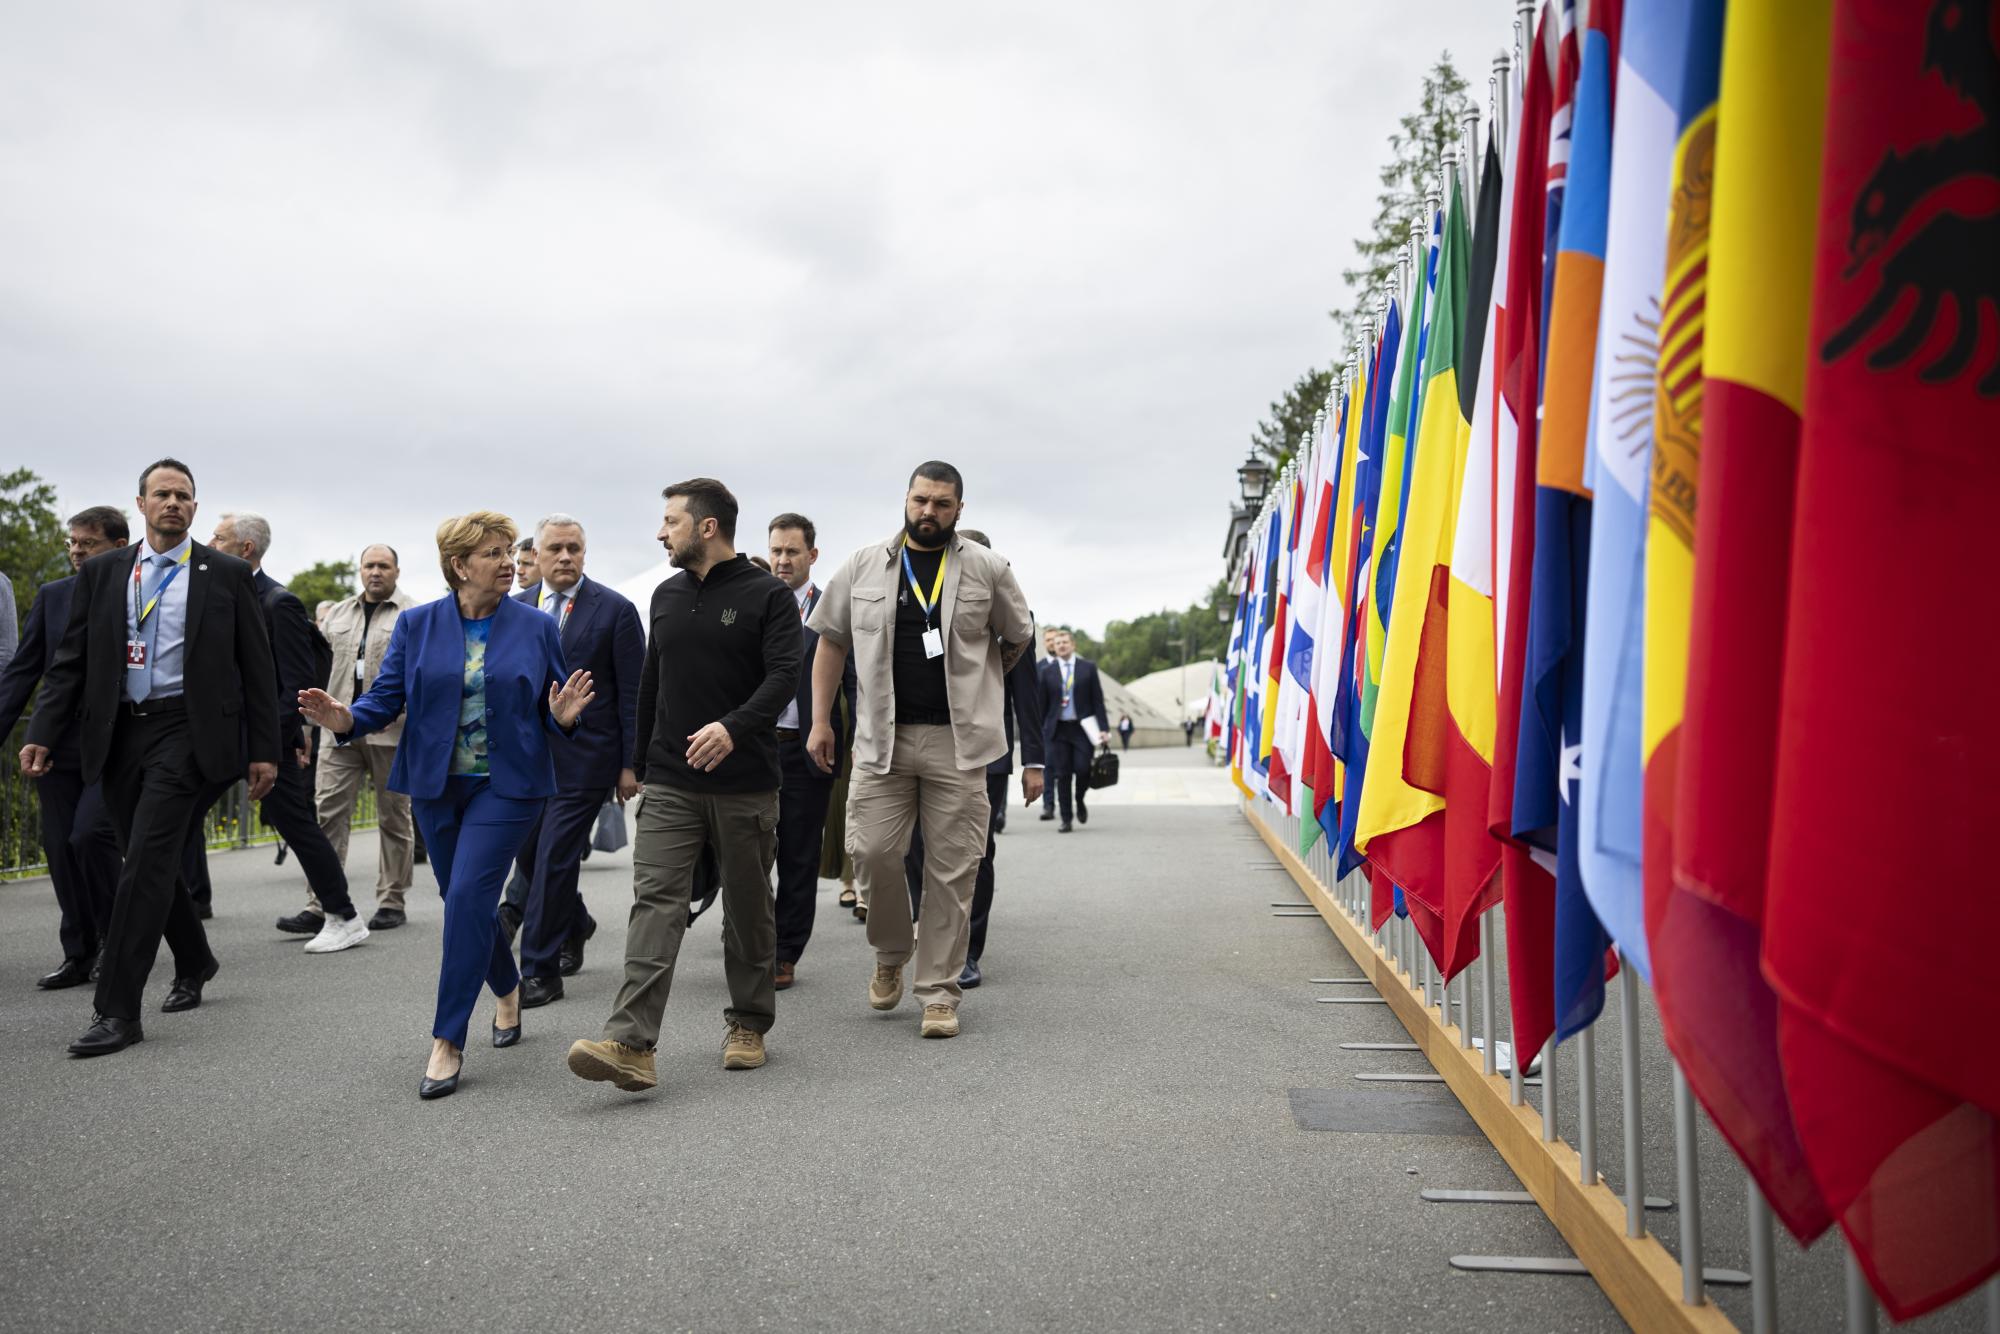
xmin=130 ymin=554 xmax=172 ymax=701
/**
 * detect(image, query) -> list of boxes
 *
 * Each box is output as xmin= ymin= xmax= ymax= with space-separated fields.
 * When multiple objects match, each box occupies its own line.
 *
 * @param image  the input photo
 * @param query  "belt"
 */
xmin=775 ymin=727 xmax=801 ymax=740
xmin=895 ymin=711 xmax=953 ymax=727
xmin=123 ymin=694 xmax=186 ymax=718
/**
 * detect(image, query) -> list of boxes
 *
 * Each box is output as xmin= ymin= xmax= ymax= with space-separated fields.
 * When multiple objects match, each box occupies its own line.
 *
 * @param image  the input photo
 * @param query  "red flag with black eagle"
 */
xmin=1763 ymin=0 xmax=2000 ymax=1317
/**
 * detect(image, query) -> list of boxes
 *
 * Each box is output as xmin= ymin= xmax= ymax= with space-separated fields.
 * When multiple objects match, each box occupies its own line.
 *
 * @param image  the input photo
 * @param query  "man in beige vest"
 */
xmin=297 ymin=544 xmax=418 ymax=932
xmin=807 ymin=461 xmax=1033 ymax=1038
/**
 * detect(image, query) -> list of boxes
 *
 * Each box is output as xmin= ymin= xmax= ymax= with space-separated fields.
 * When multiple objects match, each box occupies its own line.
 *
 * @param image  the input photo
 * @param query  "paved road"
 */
xmin=0 ymin=748 xmax=1719 ymax=1332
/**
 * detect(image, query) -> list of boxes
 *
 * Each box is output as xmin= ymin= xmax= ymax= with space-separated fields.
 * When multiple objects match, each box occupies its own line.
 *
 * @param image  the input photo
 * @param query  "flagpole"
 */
xmin=1481 ymin=911 xmax=1498 ymax=1076
xmin=1578 ymin=1024 xmax=1598 ymax=1186
xmin=1843 ymin=1244 xmax=1876 ymax=1333
xmin=1541 ymin=1037 xmax=1559 ymax=1143
xmin=1673 ymin=1061 xmax=1706 ymax=1304
xmin=1750 ymin=1183 xmax=1780 ymax=1332
xmin=1618 ymin=961 xmax=1644 ymax=1237
xmin=1515 ymin=0 xmax=1537 ymax=84
xmin=1493 ymin=52 xmax=1512 ymax=159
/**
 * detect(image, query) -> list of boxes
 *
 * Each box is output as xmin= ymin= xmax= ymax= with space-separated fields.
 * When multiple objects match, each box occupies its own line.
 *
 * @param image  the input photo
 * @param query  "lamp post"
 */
xmin=1223 ymin=450 xmax=1275 ymax=574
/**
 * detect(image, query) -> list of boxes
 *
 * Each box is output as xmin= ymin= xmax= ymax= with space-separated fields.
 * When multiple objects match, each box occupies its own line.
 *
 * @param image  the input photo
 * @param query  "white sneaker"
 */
xmin=303 ymin=914 xmax=370 ymax=954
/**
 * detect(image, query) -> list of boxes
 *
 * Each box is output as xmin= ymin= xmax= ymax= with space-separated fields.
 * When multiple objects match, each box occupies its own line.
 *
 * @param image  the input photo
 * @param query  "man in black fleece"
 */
xmin=567 ymin=478 xmax=799 ymax=1092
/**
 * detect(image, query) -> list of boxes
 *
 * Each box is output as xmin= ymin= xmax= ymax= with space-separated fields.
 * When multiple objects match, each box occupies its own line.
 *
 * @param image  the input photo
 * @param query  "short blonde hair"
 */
xmin=436 ymin=510 xmax=518 ymax=589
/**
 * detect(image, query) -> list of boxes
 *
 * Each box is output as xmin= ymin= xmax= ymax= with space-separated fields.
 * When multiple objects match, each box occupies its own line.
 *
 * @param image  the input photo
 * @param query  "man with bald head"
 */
xmin=308 ymin=542 xmax=418 ymax=932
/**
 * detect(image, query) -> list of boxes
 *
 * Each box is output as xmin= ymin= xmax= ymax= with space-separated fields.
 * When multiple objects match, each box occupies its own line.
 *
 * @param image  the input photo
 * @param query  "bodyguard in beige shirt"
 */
xmin=808 ymin=462 xmax=1033 ymax=1037
xmin=309 ymin=544 xmax=418 ymax=929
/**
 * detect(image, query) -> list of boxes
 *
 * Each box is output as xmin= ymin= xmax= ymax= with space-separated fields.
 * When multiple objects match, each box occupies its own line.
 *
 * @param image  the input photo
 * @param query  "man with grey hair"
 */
xmin=307 ymin=542 xmax=417 ymax=932
xmin=505 ymin=511 xmax=641 ymax=1006
xmin=209 ymin=512 xmax=368 ymax=955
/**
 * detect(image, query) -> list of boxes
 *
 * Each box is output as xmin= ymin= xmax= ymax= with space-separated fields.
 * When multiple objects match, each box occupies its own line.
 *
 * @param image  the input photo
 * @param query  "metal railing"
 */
xmin=1 ymin=719 xmax=379 ymax=880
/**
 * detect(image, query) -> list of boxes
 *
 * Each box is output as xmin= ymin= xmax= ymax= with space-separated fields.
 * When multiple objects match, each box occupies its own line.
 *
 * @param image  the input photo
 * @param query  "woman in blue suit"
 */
xmin=301 ymin=511 xmax=594 ymax=1100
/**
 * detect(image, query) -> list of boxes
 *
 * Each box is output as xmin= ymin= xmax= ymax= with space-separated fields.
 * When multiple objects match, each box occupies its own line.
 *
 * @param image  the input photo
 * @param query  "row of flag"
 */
xmin=1220 ymin=0 xmax=1998 ymax=1318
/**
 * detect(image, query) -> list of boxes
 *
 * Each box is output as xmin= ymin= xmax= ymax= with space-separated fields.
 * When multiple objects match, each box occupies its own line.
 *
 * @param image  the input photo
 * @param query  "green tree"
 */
xmin=1335 ymin=53 xmax=1473 ymax=353
xmin=287 ymin=559 xmax=356 ymax=611
xmin=1249 ymin=365 xmax=1334 ymax=471
xmin=1055 ymin=581 xmax=1235 ymax=686
xmin=0 ymin=468 xmax=72 ymax=635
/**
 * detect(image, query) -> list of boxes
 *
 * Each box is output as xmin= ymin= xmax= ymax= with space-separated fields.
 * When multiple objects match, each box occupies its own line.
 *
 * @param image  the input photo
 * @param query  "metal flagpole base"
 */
xmin=1451 ymin=1256 xmax=1750 ymax=1284
xmin=1354 ymin=1072 xmax=1446 ymax=1083
xmin=1422 ymin=1189 xmax=1674 ymax=1209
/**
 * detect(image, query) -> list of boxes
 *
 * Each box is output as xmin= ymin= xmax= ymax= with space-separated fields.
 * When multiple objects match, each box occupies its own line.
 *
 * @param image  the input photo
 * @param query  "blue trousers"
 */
xmin=412 ymin=776 xmax=543 ymax=1048
xmin=516 ymin=785 xmax=605 ymax=980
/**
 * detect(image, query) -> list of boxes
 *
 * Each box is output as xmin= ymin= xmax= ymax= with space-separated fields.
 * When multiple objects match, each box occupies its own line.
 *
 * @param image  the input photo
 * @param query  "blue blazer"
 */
xmin=513 ymin=578 xmax=643 ymax=789
xmin=347 ymin=594 xmax=571 ymax=801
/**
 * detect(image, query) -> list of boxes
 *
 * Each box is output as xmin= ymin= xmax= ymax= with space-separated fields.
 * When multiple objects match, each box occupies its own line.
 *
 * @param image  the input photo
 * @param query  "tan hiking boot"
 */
xmin=722 ymin=1024 xmax=766 ymax=1070
xmin=566 ymin=1037 xmax=657 ymax=1092
xmin=868 ymin=962 xmax=904 ymax=1011
xmin=920 ymin=1004 xmax=960 ymax=1038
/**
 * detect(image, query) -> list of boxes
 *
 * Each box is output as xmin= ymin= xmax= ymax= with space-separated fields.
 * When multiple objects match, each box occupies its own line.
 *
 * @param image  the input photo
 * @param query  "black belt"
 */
xmin=123 ymin=694 xmax=186 ymax=718
xmin=895 ymin=712 xmax=952 ymax=727
xmin=775 ymin=727 xmax=801 ymax=740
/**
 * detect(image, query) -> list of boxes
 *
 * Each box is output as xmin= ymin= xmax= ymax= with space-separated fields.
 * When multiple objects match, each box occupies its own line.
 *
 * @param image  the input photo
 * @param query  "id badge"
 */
xmin=921 ymin=627 xmax=944 ymax=660
xmin=126 ymin=639 xmax=148 ymax=669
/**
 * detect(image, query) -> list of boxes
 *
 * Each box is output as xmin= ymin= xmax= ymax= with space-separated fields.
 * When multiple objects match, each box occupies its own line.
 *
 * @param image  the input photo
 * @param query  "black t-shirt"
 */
xmin=892 ymin=544 xmax=950 ymax=725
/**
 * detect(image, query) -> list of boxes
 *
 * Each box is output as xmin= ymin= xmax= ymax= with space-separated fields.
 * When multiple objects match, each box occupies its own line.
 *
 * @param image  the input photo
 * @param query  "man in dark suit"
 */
xmin=767 ymin=512 xmax=855 ymax=990
xmin=21 ymin=458 xmax=280 ymax=1056
xmin=209 ymin=512 xmax=369 ymax=955
xmin=509 ymin=514 xmax=642 ymax=1007
xmin=1037 ymin=628 xmax=1108 ymax=832
xmin=902 ymin=530 xmax=1044 ymax=987
xmin=0 ymin=505 xmax=129 ymax=988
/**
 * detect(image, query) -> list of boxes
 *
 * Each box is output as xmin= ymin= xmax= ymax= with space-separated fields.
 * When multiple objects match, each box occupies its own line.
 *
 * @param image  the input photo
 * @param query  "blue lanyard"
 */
xmin=900 ymin=545 xmax=946 ymax=623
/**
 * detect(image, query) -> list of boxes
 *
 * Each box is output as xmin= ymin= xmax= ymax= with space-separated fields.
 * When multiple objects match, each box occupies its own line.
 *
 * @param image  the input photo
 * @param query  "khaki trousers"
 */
xmin=312 ymin=742 xmax=414 ymax=911
xmin=604 ymin=783 xmax=779 ymax=1051
xmin=848 ymin=724 xmax=989 ymax=1010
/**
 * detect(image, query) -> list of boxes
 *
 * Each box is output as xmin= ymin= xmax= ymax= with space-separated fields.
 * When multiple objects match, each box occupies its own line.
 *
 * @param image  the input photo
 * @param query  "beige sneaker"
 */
xmin=868 ymin=962 xmax=905 ymax=1011
xmin=920 ymin=1004 xmax=960 ymax=1038
xmin=722 ymin=1024 xmax=766 ymax=1070
xmin=566 ymin=1037 xmax=657 ymax=1092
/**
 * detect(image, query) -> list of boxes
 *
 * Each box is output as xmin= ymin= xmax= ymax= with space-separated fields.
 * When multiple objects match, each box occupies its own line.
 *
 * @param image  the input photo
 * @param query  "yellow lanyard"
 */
xmin=900 ymin=543 xmax=947 ymax=621
xmin=133 ymin=547 xmax=192 ymax=627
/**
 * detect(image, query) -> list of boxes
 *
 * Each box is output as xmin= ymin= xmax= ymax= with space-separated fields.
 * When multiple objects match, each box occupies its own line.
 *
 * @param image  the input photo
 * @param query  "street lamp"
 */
xmin=1238 ymin=452 xmax=1273 ymax=507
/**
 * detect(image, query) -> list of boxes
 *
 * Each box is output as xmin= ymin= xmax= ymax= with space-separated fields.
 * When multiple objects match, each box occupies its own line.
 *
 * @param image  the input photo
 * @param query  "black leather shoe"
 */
xmin=959 ymin=959 xmax=983 ymax=989
xmin=1059 ymin=821 xmax=1073 ymax=833
xmin=366 ymin=908 xmax=406 ymax=930
xmin=1039 ymin=809 xmax=1055 ymax=822
xmin=497 ymin=902 xmax=523 ymax=945
xmin=37 ymin=957 xmax=93 ymax=990
xmin=275 ymin=910 xmax=325 ymax=935
xmin=195 ymin=901 xmax=214 ymax=920
xmin=520 ymin=975 xmax=563 ymax=1008
xmin=558 ymin=938 xmax=585 ymax=977
xmin=1076 ymin=796 xmax=1088 ymax=825
xmin=162 ymin=959 xmax=220 ymax=1013
xmin=492 ymin=1020 xmax=521 ymax=1048
xmin=69 ymin=1014 xmax=143 ymax=1057
xmin=418 ymin=1070 xmax=460 ymax=1100
xmin=89 ymin=949 xmax=103 ymax=983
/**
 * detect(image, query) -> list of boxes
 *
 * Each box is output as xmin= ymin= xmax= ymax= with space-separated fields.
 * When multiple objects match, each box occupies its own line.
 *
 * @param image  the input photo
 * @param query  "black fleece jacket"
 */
xmin=634 ymin=554 xmax=800 ymax=794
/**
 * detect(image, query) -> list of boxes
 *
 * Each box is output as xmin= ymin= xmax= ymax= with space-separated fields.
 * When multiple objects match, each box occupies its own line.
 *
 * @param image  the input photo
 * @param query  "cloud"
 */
xmin=1 ymin=0 xmax=1511 ymax=629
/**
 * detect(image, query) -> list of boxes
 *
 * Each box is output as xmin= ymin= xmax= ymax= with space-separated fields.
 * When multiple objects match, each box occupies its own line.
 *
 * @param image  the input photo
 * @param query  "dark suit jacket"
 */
xmin=992 ymin=636 xmax=1047 ymax=777
xmin=253 ymin=569 xmax=323 ymax=758
xmin=513 ymin=578 xmax=643 ymax=789
xmin=27 ymin=542 xmax=279 ymax=785
xmin=0 ymin=574 xmax=78 ymax=759
xmin=347 ymin=594 xmax=570 ymax=801
xmin=1037 ymin=654 xmax=1109 ymax=750
xmin=794 ymin=583 xmax=857 ymax=781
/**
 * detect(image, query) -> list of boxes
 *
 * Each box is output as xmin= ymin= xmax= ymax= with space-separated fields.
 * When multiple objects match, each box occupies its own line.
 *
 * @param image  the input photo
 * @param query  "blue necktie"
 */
xmin=127 ymin=555 xmax=171 ymax=701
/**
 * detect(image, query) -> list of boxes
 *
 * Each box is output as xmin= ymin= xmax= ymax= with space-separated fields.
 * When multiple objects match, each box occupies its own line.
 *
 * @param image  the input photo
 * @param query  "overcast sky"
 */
xmin=2 ymin=1 xmax=1510 ymax=632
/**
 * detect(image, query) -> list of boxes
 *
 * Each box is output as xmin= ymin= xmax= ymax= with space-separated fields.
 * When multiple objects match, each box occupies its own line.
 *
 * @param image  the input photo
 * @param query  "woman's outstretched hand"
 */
xmin=550 ymin=670 xmax=596 ymax=728
xmin=299 ymin=688 xmax=354 ymax=734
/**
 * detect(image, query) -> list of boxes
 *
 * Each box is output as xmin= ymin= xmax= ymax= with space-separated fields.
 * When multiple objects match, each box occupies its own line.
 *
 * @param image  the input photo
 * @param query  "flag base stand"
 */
xmin=1423 ymin=1188 xmax=1668 ymax=1208
xmin=1449 ymin=1256 xmax=1750 ymax=1284
xmin=1341 ymin=1041 xmax=1421 ymax=1051
xmin=1245 ymin=801 xmax=1742 ymax=1333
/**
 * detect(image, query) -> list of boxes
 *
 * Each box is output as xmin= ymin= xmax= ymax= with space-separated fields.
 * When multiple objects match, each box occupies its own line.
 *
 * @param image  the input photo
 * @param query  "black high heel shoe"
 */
xmin=419 ymin=1050 xmax=463 ymax=1100
xmin=493 ymin=1019 xmax=521 ymax=1048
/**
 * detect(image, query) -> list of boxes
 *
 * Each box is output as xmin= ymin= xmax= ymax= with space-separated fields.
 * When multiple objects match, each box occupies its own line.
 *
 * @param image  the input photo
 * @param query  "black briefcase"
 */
xmin=1088 ymin=747 xmax=1120 ymax=791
